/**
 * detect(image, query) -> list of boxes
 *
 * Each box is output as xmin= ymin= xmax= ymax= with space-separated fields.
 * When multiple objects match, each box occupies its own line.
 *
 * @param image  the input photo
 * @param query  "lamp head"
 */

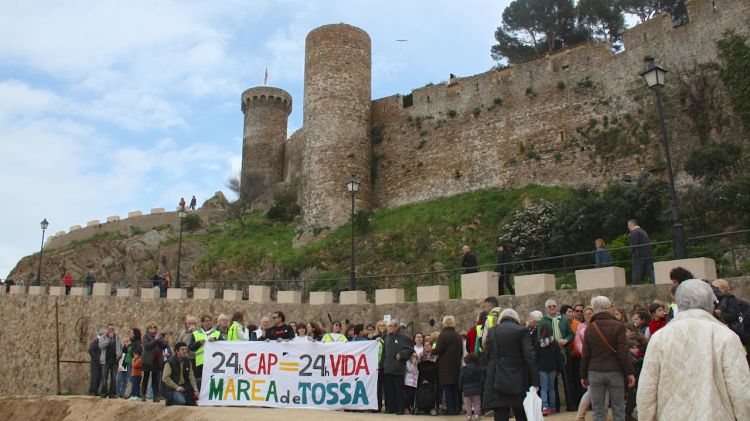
xmin=346 ymin=176 xmax=360 ymax=193
xmin=641 ymin=57 xmax=667 ymax=89
xmin=40 ymin=218 xmax=49 ymax=230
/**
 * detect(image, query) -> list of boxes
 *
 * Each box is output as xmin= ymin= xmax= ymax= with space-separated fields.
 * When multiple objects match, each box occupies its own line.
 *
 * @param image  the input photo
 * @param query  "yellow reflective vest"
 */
xmin=193 ymin=329 xmax=220 ymax=366
xmin=322 ymin=333 xmax=348 ymax=343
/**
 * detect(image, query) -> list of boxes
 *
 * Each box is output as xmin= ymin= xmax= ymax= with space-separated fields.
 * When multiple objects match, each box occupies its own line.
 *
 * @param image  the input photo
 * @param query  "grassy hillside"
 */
xmin=194 ymin=185 xmax=571 ymax=284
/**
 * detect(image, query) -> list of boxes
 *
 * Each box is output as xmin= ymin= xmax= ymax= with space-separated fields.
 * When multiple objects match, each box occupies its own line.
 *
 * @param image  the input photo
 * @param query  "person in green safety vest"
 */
xmin=187 ymin=314 xmax=219 ymax=390
xmin=322 ymin=320 xmax=349 ymax=343
xmin=477 ymin=296 xmax=500 ymax=354
xmin=227 ymin=311 xmax=249 ymax=341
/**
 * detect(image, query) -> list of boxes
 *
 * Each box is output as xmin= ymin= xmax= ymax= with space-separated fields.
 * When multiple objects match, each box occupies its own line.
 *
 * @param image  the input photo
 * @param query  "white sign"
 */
xmin=198 ymin=340 xmax=379 ymax=410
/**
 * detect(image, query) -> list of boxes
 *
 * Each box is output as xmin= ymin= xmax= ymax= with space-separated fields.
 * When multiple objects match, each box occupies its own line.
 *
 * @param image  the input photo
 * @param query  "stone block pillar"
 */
xmin=340 ymin=291 xmax=367 ymax=305
xmin=417 ymin=285 xmax=449 ymax=303
xmin=375 ymin=288 xmax=405 ymax=305
xmin=277 ymin=291 xmax=302 ymax=304
xmin=117 ymin=289 xmax=133 ymax=298
xmin=654 ymin=257 xmax=717 ymax=285
xmin=309 ymin=291 xmax=333 ymax=305
xmin=49 ymin=286 xmax=64 ymax=296
xmin=167 ymin=288 xmax=187 ymax=300
xmin=10 ymin=285 xmax=25 ymax=294
xmin=515 ymin=274 xmax=557 ymax=296
xmin=93 ymin=283 xmax=111 ymax=296
xmin=70 ymin=287 xmax=85 ymax=296
xmin=28 ymin=286 xmax=45 ymax=295
xmin=460 ymin=272 xmax=499 ymax=300
xmin=248 ymin=285 xmax=271 ymax=304
xmin=193 ymin=288 xmax=216 ymax=300
xmin=140 ymin=287 xmax=160 ymax=299
xmin=575 ymin=267 xmax=626 ymax=291
xmin=223 ymin=289 xmax=243 ymax=301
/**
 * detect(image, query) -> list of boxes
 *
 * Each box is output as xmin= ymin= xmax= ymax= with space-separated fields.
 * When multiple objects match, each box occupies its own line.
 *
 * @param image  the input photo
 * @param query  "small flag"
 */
xmin=264 ymin=67 xmax=268 ymax=85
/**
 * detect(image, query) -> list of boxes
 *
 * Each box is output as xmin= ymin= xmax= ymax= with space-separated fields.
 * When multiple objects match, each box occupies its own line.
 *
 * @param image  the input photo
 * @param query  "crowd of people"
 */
xmin=86 ymin=265 xmax=750 ymax=420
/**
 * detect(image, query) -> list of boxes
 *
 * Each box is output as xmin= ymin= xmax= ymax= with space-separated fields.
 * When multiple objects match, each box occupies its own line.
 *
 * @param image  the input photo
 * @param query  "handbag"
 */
xmin=492 ymin=328 xmax=526 ymax=395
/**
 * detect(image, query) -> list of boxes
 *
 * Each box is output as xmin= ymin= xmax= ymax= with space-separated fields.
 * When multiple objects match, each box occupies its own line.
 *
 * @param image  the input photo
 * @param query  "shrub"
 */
xmin=472 ymin=107 xmax=481 ymax=117
xmin=493 ymin=97 xmax=503 ymax=105
xmin=557 ymin=80 xmax=566 ymax=90
xmin=182 ymin=214 xmax=202 ymax=231
xmin=447 ymin=109 xmax=458 ymax=118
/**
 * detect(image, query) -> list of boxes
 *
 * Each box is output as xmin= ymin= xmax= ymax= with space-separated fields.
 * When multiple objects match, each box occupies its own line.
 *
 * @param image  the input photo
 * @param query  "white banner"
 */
xmin=197 ymin=340 xmax=379 ymax=410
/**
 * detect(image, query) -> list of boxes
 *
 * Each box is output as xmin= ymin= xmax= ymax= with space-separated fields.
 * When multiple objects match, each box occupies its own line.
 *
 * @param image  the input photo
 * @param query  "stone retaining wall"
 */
xmin=1 ymin=276 xmax=747 ymax=396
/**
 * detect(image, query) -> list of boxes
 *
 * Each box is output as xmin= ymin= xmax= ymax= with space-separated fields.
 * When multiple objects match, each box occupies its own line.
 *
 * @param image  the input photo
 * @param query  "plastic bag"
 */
xmin=523 ymin=386 xmax=543 ymax=421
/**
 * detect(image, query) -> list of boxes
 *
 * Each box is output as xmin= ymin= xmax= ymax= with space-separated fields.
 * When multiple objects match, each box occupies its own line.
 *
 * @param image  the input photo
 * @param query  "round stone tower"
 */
xmin=240 ymin=86 xmax=292 ymax=201
xmin=300 ymin=23 xmax=372 ymax=231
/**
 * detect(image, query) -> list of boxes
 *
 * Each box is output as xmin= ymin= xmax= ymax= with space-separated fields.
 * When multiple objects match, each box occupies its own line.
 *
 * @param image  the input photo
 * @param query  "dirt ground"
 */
xmin=0 ymin=396 xmax=597 ymax=421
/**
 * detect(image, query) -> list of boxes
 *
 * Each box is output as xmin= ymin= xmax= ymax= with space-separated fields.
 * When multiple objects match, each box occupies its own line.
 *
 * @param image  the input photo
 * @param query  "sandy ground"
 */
xmin=0 ymin=396 xmax=596 ymax=421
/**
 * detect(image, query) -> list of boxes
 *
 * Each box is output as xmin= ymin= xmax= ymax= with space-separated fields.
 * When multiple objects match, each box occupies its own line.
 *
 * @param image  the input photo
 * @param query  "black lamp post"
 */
xmin=641 ymin=57 xmax=687 ymax=259
xmin=176 ymin=207 xmax=186 ymax=288
xmin=346 ymin=176 xmax=360 ymax=291
xmin=36 ymin=218 xmax=49 ymax=287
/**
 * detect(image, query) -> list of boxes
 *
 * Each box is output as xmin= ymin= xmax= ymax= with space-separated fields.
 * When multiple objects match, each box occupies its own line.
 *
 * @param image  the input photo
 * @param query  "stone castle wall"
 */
xmin=2 ymin=276 xmax=748 ymax=396
xmin=241 ymin=87 xmax=292 ymax=201
xmin=299 ymin=24 xmax=373 ymax=231
xmin=367 ymin=0 xmax=749 ymax=208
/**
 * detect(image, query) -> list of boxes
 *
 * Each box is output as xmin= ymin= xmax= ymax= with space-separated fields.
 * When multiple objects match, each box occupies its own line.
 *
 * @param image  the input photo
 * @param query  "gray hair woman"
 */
xmin=637 ymin=280 xmax=750 ymax=420
xmin=483 ymin=308 xmax=539 ymax=421
xmin=580 ymin=296 xmax=635 ymax=421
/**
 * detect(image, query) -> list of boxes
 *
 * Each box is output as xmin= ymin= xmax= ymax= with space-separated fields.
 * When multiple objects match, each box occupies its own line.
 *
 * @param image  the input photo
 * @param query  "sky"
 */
xmin=0 ymin=0 xmax=511 ymax=278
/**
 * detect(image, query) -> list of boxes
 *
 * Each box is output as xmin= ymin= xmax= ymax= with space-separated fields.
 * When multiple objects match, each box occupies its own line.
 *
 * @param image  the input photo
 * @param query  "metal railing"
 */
xmin=6 ymin=229 xmax=748 ymax=302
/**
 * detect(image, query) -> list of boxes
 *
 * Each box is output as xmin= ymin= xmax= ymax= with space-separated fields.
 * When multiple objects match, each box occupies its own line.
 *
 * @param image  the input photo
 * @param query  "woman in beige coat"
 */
xmin=637 ymin=279 xmax=750 ymax=420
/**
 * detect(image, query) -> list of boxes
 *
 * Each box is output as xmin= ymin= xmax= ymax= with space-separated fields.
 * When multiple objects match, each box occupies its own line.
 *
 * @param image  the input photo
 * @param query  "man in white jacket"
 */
xmin=637 ymin=279 xmax=750 ymax=420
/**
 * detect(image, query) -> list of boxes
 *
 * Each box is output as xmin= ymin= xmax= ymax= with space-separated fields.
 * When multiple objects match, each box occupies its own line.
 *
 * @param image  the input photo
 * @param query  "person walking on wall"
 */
xmin=85 ymin=270 xmax=95 ymax=296
xmin=627 ymin=219 xmax=655 ymax=284
xmin=179 ymin=197 xmax=186 ymax=208
xmin=63 ymin=272 xmax=73 ymax=295
xmin=594 ymin=239 xmax=613 ymax=268
xmin=189 ymin=195 xmax=197 ymax=211
xmin=495 ymin=243 xmax=514 ymax=295
xmin=462 ymin=245 xmax=478 ymax=274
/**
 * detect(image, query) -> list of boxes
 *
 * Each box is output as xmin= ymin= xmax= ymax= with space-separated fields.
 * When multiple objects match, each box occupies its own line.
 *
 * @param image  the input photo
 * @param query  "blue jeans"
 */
xmin=540 ymin=371 xmax=557 ymax=409
xmin=130 ymin=375 xmax=141 ymax=397
xmin=116 ymin=363 xmax=130 ymax=397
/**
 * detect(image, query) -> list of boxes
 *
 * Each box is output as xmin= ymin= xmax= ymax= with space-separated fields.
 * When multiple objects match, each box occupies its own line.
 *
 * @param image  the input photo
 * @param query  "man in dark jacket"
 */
xmin=462 ymin=245 xmax=478 ymax=274
xmin=627 ymin=219 xmax=655 ymax=284
xmin=88 ymin=336 xmax=102 ymax=395
xmin=431 ymin=315 xmax=463 ymax=415
xmin=495 ymin=243 xmax=514 ymax=295
xmin=382 ymin=319 xmax=414 ymax=415
xmin=161 ymin=342 xmax=199 ymax=406
xmin=580 ymin=296 xmax=635 ymax=421
xmin=538 ymin=299 xmax=576 ymax=412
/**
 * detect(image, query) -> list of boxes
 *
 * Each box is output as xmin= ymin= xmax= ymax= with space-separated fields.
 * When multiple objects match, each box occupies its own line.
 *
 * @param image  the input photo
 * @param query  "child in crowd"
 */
xmin=404 ymin=352 xmax=419 ymax=414
xmin=459 ymin=353 xmax=483 ymax=421
xmin=128 ymin=349 xmax=143 ymax=400
xmin=647 ymin=302 xmax=668 ymax=338
xmin=537 ymin=323 xmax=560 ymax=416
xmin=632 ymin=310 xmax=651 ymax=338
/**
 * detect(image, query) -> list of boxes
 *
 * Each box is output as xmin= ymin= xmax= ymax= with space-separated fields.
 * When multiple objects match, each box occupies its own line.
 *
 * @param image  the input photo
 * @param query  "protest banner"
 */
xmin=197 ymin=340 xmax=379 ymax=410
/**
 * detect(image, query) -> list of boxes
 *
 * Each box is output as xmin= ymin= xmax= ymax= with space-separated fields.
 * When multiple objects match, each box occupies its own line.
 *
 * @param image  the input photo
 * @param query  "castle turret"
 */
xmin=300 ymin=23 xmax=372 ymax=231
xmin=240 ymin=86 xmax=292 ymax=201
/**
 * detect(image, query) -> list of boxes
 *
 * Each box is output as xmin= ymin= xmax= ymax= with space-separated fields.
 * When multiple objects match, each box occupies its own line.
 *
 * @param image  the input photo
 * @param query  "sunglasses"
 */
xmin=575 ymin=309 xmax=583 ymax=312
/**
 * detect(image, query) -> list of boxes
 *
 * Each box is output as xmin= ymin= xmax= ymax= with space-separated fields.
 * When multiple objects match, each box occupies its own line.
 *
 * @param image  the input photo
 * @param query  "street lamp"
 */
xmin=176 ymin=207 xmax=187 ymax=288
xmin=641 ymin=57 xmax=687 ymax=259
xmin=36 ymin=218 xmax=49 ymax=287
xmin=346 ymin=176 xmax=360 ymax=291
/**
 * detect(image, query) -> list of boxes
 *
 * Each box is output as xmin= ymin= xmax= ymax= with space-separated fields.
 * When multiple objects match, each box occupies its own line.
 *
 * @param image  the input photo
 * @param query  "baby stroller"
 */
xmin=411 ymin=358 xmax=439 ymax=416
